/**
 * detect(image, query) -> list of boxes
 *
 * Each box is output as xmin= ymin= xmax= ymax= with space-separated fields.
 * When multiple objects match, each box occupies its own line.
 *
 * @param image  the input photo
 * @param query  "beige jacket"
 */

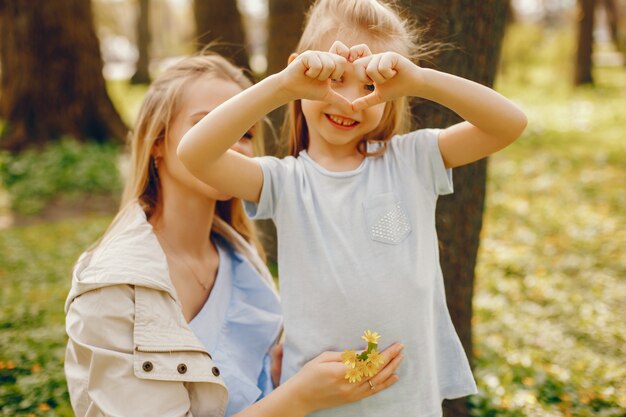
xmin=64 ymin=203 xmax=278 ymax=417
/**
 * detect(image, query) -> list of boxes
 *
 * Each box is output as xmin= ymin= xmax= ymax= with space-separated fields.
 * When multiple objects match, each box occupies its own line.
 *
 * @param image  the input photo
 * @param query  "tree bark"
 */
xmin=194 ymin=0 xmax=249 ymax=70
xmin=131 ymin=0 xmax=151 ymax=85
xmin=0 ymin=0 xmax=128 ymax=152
xmin=265 ymin=0 xmax=310 ymax=156
xmin=400 ymin=1 xmax=509 ymax=416
xmin=258 ymin=0 xmax=310 ymax=261
xmin=575 ymin=0 xmax=596 ymax=85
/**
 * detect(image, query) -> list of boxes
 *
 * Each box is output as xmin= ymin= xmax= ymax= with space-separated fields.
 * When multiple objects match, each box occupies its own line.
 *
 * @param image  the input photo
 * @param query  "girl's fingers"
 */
xmin=302 ymin=52 xmax=324 ymax=79
xmin=366 ymin=55 xmax=386 ymax=85
xmin=317 ymin=54 xmax=337 ymax=81
xmin=329 ymin=40 xmax=350 ymax=60
xmin=351 ymin=91 xmax=382 ymax=112
xmin=348 ymin=44 xmax=372 ymax=62
xmin=329 ymin=54 xmax=346 ymax=81
xmin=324 ymin=88 xmax=353 ymax=114
xmin=353 ymin=56 xmax=375 ymax=85
xmin=378 ymin=53 xmax=399 ymax=80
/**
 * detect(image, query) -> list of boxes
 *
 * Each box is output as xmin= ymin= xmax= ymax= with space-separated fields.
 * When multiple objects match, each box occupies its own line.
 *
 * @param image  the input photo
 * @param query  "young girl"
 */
xmin=64 ymin=52 xmax=403 ymax=417
xmin=178 ymin=1 xmax=527 ymax=416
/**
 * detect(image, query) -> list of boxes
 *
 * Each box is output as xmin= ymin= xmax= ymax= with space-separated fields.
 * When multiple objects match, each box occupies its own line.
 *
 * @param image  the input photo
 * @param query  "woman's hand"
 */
xmin=269 ymin=343 xmax=284 ymax=387
xmin=351 ymin=51 xmax=424 ymax=111
xmin=279 ymin=50 xmax=353 ymax=114
xmin=284 ymin=342 xmax=404 ymax=414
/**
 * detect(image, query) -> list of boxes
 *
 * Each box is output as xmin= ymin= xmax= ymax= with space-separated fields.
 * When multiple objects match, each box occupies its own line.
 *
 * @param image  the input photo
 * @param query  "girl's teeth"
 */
xmin=329 ymin=115 xmax=356 ymax=126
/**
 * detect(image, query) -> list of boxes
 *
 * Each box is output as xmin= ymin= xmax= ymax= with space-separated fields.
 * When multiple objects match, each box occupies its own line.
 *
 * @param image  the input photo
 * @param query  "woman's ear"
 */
xmin=288 ymin=53 xmax=298 ymax=65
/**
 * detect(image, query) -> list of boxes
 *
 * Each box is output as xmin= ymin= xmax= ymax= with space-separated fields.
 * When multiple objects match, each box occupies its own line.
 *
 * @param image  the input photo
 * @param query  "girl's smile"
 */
xmin=325 ymin=113 xmax=360 ymax=130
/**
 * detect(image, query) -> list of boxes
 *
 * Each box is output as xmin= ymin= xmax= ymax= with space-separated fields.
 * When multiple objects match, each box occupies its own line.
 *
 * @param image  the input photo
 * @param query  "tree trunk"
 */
xmin=258 ymin=0 xmax=310 ymax=261
xmin=401 ymin=1 xmax=509 ymax=416
xmin=602 ymin=0 xmax=619 ymax=44
xmin=0 ymin=0 xmax=128 ymax=152
xmin=194 ymin=0 xmax=248 ymax=70
xmin=131 ymin=0 xmax=151 ymax=85
xmin=265 ymin=0 xmax=310 ymax=157
xmin=575 ymin=0 xmax=596 ymax=85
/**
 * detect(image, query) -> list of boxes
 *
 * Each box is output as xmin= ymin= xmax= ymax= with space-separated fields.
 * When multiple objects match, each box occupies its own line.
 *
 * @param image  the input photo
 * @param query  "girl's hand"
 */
xmin=280 ymin=50 xmax=353 ymax=114
xmin=351 ymin=52 xmax=423 ymax=111
xmin=328 ymin=40 xmax=373 ymax=63
xmin=285 ymin=342 xmax=404 ymax=414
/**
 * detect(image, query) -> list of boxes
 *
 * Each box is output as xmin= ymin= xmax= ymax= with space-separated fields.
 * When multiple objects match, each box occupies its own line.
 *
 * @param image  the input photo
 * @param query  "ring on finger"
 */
xmin=368 ymin=380 xmax=375 ymax=390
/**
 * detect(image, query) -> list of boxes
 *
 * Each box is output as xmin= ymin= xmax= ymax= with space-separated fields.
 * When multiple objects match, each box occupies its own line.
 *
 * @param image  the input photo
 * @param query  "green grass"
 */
xmin=1 ymin=23 xmax=625 ymax=416
xmin=469 ymin=23 xmax=626 ymax=417
xmin=0 ymin=216 xmax=112 ymax=416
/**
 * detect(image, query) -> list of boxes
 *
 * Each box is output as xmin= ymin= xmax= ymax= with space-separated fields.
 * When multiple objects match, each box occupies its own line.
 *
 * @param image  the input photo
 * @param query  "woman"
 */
xmin=64 ymin=53 xmax=404 ymax=417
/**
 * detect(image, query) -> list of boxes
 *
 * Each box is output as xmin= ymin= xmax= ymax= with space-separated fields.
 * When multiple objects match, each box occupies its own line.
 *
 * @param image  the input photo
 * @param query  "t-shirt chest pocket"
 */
xmin=363 ymin=193 xmax=412 ymax=245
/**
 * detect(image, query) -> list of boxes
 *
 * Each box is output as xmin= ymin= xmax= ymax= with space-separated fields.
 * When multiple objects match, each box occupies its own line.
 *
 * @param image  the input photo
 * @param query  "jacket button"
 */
xmin=177 ymin=363 xmax=187 ymax=374
xmin=142 ymin=361 xmax=153 ymax=372
xmin=212 ymin=366 xmax=220 ymax=377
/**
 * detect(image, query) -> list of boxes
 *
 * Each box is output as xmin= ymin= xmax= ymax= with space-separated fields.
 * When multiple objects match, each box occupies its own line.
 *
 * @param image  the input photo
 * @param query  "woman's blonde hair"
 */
xmin=118 ymin=52 xmax=266 ymax=259
xmin=287 ymin=0 xmax=428 ymax=157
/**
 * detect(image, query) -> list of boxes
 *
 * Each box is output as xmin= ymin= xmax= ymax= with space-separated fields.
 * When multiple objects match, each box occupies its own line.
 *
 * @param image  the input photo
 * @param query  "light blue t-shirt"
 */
xmin=189 ymin=236 xmax=282 ymax=417
xmin=245 ymin=129 xmax=477 ymax=417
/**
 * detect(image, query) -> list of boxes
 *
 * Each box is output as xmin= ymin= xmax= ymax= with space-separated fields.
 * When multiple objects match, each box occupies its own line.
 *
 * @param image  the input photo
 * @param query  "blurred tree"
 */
xmin=400 ymin=1 xmax=509 ymax=416
xmin=603 ymin=0 xmax=619 ymax=45
xmin=258 ymin=0 xmax=310 ymax=261
xmin=601 ymin=0 xmax=626 ymax=59
xmin=194 ymin=0 xmax=249 ymax=69
xmin=266 ymin=0 xmax=310 ymax=79
xmin=131 ymin=0 xmax=151 ymax=84
xmin=0 ymin=0 xmax=127 ymax=151
xmin=575 ymin=0 xmax=596 ymax=84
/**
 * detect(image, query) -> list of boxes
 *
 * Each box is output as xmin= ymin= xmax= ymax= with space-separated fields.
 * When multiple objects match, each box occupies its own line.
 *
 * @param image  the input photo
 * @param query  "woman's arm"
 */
xmin=351 ymin=53 xmax=527 ymax=168
xmin=235 ymin=345 xmax=405 ymax=417
xmin=177 ymin=51 xmax=352 ymax=203
xmin=66 ymin=285 xmax=404 ymax=416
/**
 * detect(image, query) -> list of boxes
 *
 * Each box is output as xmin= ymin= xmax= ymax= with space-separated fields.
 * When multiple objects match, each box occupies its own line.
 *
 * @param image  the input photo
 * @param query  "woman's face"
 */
xmin=157 ymin=76 xmax=254 ymax=201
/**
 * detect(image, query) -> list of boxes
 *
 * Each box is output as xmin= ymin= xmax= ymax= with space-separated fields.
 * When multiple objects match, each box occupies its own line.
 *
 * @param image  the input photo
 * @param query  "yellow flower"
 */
xmin=341 ymin=349 xmax=357 ymax=368
xmin=366 ymin=348 xmax=385 ymax=367
xmin=345 ymin=365 xmax=363 ymax=383
xmin=361 ymin=360 xmax=380 ymax=377
xmin=361 ymin=330 xmax=381 ymax=345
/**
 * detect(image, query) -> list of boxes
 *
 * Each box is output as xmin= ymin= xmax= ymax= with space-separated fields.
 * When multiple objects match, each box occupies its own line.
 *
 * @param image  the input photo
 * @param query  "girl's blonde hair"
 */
xmin=118 ymin=52 xmax=266 ymax=259
xmin=287 ymin=0 xmax=426 ymax=157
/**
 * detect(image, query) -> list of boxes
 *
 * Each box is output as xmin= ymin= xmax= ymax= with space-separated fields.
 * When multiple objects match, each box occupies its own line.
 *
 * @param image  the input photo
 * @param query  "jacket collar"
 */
xmin=65 ymin=203 xmax=177 ymax=313
xmin=65 ymin=202 xmax=279 ymax=314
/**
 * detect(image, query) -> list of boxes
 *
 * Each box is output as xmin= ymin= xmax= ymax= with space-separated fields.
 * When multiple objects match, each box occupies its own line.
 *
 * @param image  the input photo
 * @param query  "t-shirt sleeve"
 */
xmin=244 ymin=156 xmax=287 ymax=220
xmin=394 ymin=128 xmax=453 ymax=196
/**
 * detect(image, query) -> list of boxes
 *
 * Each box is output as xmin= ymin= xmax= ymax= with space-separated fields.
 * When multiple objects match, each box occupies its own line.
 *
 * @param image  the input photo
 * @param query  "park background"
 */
xmin=0 ymin=0 xmax=624 ymax=416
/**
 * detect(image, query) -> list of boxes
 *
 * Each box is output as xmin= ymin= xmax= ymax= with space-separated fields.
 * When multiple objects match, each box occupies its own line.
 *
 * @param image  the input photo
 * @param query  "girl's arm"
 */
xmin=178 ymin=52 xmax=351 ymax=202
xmin=352 ymin=53 xmax=528 ymax=168
xmin=413 ymin=68 xmax=527 ymax=168
xmin=235 ymin=345 xmax=404 ymax=417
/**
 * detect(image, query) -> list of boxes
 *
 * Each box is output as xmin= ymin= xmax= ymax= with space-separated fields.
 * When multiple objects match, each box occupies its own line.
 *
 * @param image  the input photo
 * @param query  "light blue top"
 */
xmin=189 ymin=235 xmax=282 ymax=417
xmin=245 ymin=129 xmax=477 ymax=417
